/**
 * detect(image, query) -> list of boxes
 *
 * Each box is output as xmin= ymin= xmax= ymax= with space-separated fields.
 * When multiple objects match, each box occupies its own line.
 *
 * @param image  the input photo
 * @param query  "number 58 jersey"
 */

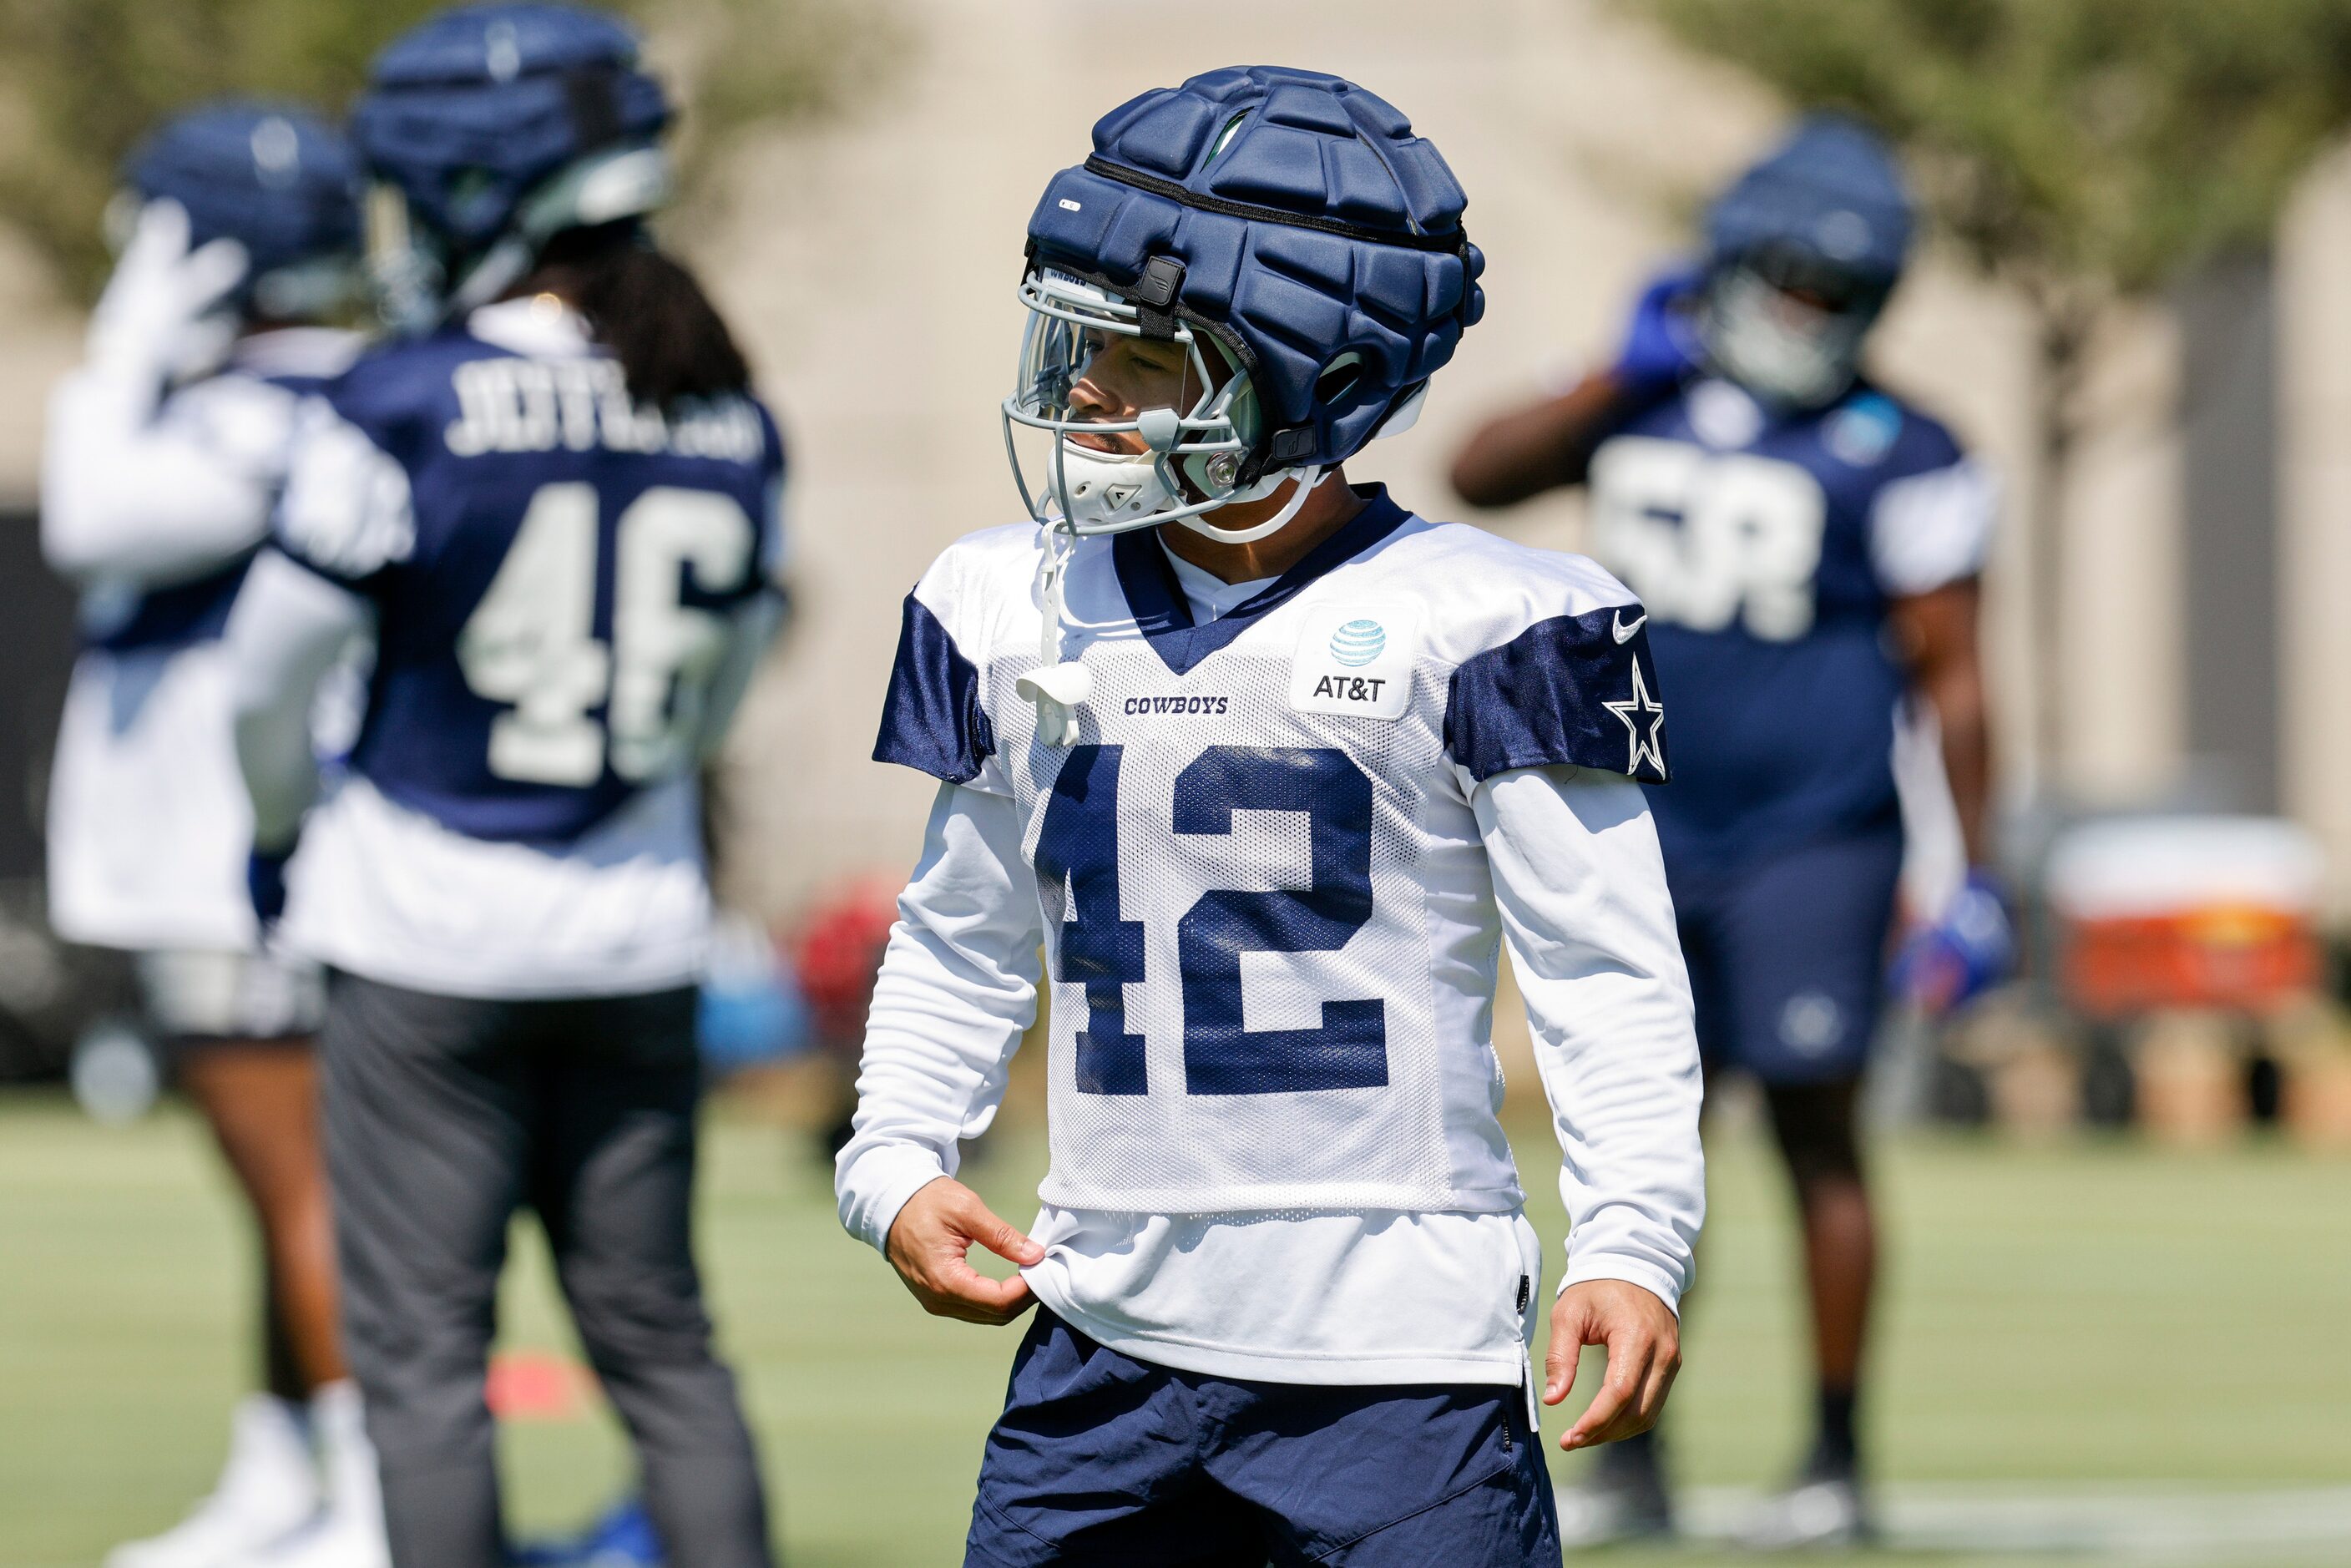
xmin=876 ymin=488 xmax=1669 ymax=1216
xmin=1586 ymin=377 xmax=1995 ymax=871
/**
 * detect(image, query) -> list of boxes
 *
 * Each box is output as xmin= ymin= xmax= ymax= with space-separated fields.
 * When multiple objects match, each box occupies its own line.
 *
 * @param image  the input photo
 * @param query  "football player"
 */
xmin=1449 ymin=115 xmax=2008 ymax=1548
xmin=43 ymin=104 xmax=374 ymax=1568
xmin=222 ymin=8 xmax=785 ymax=1567
xmin=837 ymin=67 xmax=1706 ymax=1566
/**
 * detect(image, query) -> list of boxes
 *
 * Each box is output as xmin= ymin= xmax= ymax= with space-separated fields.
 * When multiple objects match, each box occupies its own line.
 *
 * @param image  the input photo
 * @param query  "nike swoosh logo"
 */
xmin=1611 ymin=611 xmax=1647 ymax=644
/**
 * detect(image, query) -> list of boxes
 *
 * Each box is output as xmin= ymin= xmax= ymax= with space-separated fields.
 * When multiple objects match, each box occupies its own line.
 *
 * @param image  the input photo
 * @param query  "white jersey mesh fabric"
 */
xmin=1002 ymin=638 xmax=1460 ymax=1212
xmin=910 ymin=503 xmax=1651 ymax=1217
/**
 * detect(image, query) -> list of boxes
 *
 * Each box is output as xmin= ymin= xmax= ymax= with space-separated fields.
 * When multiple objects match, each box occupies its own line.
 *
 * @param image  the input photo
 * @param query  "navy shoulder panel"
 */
xmin=320 ymin=329 xmax=508 ymax=471
xmin=1445 ymin=608 xmax=1671 ymax=784
xmin=873 ymin=592 xmax=994 ymax=784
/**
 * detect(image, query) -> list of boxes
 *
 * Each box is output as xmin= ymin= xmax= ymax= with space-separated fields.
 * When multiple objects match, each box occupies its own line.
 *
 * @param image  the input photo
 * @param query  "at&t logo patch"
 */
xmin=1329 ymin=620 xmax=1387 ymax=666
xmin=1289 ymin=602 xmax=1419 ymax=721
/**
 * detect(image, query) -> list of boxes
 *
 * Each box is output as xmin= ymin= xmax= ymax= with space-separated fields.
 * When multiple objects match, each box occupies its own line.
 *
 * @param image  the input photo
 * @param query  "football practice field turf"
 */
xmin=3 ymin=1090 xmax=2348 ymax=1566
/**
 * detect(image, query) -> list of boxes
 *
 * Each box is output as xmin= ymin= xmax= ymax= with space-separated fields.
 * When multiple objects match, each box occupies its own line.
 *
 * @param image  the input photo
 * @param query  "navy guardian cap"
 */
xmin=1696 ymin=114 xmax=1915 ymax=408
xmin=1008 ymin=66 xmax=1484 ymax=544
xmin=351 ymin=3 xmax=673 ymax=331
xmin=124 ymin=102 xmax=362 ymax=318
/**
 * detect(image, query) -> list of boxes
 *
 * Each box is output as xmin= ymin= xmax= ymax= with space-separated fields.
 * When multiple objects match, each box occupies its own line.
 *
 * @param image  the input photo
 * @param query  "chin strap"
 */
xmin=1175 ymin=467 xmax=1323 ymax=544
xmin=1016 ymin=524 xmax=1092 ymax=747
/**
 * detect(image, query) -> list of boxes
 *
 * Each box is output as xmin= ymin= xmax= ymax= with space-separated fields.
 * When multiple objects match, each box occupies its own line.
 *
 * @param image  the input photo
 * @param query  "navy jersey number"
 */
xmin=1032 ymin=745 xmax=1148 ymax=1095
xmin=1173 ymin=746 xmax=1387 ymax=1094
xmin=1033 ymin=743 xmax=1385 ymax=1097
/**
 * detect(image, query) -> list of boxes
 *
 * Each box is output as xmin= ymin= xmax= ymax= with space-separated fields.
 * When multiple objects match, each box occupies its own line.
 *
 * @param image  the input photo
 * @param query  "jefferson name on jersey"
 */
xmin=441 ymin=352 xmax=767 ymax=463
xmin=873 ymin=488 xmax=1666 ymax=1217
xmin=270 ymin=311 xmax=785 ymax=846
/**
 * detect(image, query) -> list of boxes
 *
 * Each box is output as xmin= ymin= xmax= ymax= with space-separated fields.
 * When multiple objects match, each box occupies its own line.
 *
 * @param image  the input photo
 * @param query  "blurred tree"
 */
xmin=0 ymin=0 xmax=890 ymax=299
xmin=1641 ymin=0 xmax=2351 ymax=784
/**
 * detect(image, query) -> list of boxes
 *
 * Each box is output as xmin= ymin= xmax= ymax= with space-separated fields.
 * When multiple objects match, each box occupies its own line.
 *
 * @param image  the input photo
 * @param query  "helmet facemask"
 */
xmin=364 ymin=143 xmax=673 ymax=336
xmin=1697 ymin=245 xmax=1888 ymax=412
xmin=364 ymin=180 xmax=448 ymax=336
xmin=1003 ymin=268 xmax=1322 ymax=545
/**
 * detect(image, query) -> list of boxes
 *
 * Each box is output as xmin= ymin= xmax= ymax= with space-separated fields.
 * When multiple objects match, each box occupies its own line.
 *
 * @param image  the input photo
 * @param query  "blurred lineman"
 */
xmin=43 ymin=104 xmax=380 ymax=1568
xmin=839 ymin=68 xmax=1705 ymax=1565
xmin=1452 ymin=117 xmax=2008 ymax=1548
xmin=224 ymin=8 xmax=785 ymax=1566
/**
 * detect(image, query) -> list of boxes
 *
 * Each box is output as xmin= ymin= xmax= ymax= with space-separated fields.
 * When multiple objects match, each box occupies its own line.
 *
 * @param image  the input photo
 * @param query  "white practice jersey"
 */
xmin=839 ymin=487 xmax=1706 ymax=1381
xmin=44 ymin=329 xmax=361 ymax=952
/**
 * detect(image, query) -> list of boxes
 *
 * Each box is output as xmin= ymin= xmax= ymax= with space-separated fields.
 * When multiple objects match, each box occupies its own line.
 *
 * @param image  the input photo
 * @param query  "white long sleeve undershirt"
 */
xmin=43 ymin=331 xmax=353 ymax=589
xmin=226 ymin=549 xmax=373 ymax=850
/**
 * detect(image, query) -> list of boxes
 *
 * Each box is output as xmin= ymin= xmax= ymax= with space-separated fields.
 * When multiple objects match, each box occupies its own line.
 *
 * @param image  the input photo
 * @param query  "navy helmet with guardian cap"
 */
xmin=1009 ymin=65 xmax=1484 ymax=545
xmin=123 ymin=102 xmax=362 ymax=319
xmin=1696 ymin=114 xmax=1914 ymax=409
xmin=351 ymin=2 xmax=672 ymax=332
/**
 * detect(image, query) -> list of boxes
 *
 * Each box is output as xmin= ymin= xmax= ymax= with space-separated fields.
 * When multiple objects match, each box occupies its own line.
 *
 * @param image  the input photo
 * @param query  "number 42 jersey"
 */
xmin=867 ymin=488 xmax=1686 ymax=1222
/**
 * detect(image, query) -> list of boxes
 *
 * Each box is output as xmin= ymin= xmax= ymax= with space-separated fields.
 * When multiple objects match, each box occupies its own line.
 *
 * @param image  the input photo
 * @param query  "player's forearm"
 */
xmin=1925 ymin=660 xmax=1993 ymax=867
xmin=695 ymin=589 xmax=787 ymax=763
xmin=836 ymin=783 xmax=1044 ymax=1253
xmin=1449 ymin=371 xmax=1631 ymax=508
xmin=41 ymin=370 xmax=273 ymax=586
xmin=1891 ymin=579 xmax=1995 ymax=867
xmin=1476 ymin=766 xmax=1706 ymax=1308
xmin=225 ymin=549 xmax=372 ymax=849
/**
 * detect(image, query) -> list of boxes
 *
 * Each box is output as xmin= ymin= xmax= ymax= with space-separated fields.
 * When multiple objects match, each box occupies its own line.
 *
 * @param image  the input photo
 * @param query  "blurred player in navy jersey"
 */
xmin=224 ymin=8 xmax=785 ymax=1565
xmin=43 ymin=103 xmax=377 ymax=1568
xmin=1452 ymin=116 xmax=2011 ymax=1548
xmin=841 ymin=66 xmax=1706 ymax=1568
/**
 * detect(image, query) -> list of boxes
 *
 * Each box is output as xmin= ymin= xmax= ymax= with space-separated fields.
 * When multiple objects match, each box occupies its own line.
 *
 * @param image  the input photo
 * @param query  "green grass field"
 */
xmin=3 ymin=1090 xmax=2348 ymax=1566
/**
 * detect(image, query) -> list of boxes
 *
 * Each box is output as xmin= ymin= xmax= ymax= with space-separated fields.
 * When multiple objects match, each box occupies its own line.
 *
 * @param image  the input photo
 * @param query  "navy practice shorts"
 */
xmin=965 ymin=1311 xmax=1560 ymax=1567
xmin=1667 ymin=827 xmax=1905 ymax=1086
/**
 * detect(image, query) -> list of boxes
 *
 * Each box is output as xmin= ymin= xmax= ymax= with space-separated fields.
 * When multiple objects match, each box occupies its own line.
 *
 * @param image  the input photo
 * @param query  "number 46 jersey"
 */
xmin=260 ymin=300 xmax=782 ymax=998
xmin=272 ymin=306 xmax=783 ymax=841
xmin=875 ymin=488 xmax=1672 ymax=1217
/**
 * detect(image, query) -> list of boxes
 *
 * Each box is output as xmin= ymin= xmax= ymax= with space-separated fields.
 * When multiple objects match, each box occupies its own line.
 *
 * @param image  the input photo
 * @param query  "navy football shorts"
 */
xmin=1667 ymin=827 xmax=1905 ymax=1086
xmin=965 ymin=1311 xmax=1560 ymax=1567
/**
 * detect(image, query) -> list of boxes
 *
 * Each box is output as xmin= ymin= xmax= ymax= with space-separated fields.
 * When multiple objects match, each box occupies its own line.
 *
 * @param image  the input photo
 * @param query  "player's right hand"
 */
xmin=883 ymin=1176 xmax=1045 ymax=1326
xmin=1610 ymin=264 xmax=1705 ymax=392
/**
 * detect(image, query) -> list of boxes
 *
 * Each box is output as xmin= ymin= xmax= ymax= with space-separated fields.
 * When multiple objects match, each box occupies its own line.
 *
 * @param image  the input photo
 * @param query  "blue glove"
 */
xmin=247 ymin=844 xmax=294 ymax=931
xmin=1893 ymin=868 xmax=2014 ymax=1016
xmin=1610 ymin=264 xmax=1706 ymax=392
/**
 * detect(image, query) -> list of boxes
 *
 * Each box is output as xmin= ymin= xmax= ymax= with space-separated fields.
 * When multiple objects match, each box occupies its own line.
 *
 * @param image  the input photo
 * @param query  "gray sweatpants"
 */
xmin=321 ymin=971 xmax=775 ymax=1568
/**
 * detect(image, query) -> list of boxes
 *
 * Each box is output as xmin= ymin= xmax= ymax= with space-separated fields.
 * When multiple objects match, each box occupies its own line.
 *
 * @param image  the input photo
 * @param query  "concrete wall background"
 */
xmin=7 ymin=0 xmax=2349 ymax=915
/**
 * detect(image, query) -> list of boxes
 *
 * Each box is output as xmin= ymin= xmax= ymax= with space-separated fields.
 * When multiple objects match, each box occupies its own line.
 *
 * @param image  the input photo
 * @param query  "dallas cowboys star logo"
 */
xmin=1601 ymin=657 xmax=1667 ymax=779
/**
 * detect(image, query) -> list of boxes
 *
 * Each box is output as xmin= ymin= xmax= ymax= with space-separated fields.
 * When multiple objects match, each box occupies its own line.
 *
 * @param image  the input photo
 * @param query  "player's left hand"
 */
xmin=1545 ymin=1278 xmax=1681 ymax=1452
